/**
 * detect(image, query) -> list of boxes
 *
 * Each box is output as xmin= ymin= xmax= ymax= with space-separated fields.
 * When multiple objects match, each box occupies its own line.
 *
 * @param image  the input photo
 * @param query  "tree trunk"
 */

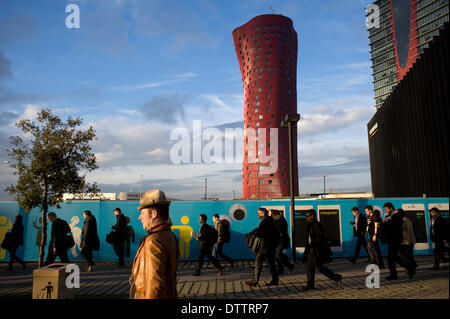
xmin=38 ymin=208 xmax=47 ymax=267
xmin=38 ymin=185 xmax=48 ymax=267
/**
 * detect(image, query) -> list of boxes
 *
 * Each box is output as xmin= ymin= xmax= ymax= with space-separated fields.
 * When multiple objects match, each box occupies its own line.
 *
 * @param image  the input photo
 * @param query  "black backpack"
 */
xmin=221 ymin=219 xmax=231 ymax=243
xmin=379 ymin=220 xmax=388 ymax=244
xmin=204 ymin=224 xmax=218 ymax=245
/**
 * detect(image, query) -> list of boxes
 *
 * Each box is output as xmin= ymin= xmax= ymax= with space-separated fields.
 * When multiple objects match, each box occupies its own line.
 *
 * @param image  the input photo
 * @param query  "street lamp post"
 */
xmin=281 ymin=113 xmax=300 ymax=263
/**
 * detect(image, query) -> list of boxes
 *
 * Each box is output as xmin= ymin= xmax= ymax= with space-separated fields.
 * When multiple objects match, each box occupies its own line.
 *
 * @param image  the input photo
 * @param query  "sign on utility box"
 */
xmin=32 ymin=263 xmax=75 ymax=299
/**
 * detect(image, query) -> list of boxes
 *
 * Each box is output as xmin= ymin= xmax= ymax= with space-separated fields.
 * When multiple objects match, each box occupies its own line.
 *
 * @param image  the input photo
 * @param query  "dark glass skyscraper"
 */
xmin=367 ymin=0 xmax=449 ymax=108
xmin=232 ymin=15 xmax=299 ymax=199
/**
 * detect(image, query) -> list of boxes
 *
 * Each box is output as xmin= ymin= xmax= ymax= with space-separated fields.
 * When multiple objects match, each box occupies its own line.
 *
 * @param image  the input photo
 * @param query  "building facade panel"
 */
xmin=233 ymin=14 xmax=299 ymax=199
xmin=367 ymin=25 xmax=449 ymax=197
xmin=368 ymin=0 xmax=449 ymax=108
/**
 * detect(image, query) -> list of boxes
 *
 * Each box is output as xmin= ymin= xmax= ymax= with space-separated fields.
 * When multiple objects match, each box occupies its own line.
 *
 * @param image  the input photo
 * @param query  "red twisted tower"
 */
xmin=233 ymin=14 xmax=299 ymax=199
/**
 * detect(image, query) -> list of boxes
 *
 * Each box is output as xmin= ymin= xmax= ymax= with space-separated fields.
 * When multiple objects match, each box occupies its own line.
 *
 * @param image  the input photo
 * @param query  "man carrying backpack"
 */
xmin=191 ymin=214 xmax=223 ymax=276
xmin=212 ymin=214 xmax=234 ymax=267
xmin=383 ymin=203 xmax=416 ymax=280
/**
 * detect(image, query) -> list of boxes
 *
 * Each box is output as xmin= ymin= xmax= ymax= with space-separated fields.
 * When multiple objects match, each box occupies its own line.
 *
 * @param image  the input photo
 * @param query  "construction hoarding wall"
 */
xmin=0 ymin=198 xmax=448 ymax=261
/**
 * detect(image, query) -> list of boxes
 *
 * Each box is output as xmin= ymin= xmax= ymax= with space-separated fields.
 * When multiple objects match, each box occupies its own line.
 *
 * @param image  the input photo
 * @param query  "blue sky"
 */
xmin=0 ymin=0 xmax=376 ymax=200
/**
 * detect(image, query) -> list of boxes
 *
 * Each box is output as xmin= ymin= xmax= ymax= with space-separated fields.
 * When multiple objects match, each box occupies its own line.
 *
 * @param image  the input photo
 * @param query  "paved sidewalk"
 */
xmin=0 ymin=256 xmax=448 ymax=299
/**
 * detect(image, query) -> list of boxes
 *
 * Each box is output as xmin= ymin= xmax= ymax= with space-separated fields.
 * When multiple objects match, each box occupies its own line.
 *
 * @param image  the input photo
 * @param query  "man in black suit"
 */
xmin=110 ymin=208 xmax=128 ymax=267
xmin=383 ymin=202 xmax=415 ymax=280
xmin=301 ymin=209 xmax=342 ymax=290
xmin=45 ymin=212 xmax=71 ymax=265
xmin=348 ymin=206 xmax=369 ymax=264
xmin=245 ymin=208 xmax=279 ymax=287
xmin=192 ymin=214 xmax=223 ymax=276
xmin=429 ymin=207 xmax=450 ymax=270
xmin=272 ymin=210 xmax=294 ymax=275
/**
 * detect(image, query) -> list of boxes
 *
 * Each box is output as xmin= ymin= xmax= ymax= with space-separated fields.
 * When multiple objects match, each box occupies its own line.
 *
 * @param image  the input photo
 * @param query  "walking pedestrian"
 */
xmin=212 ymin=214 xmax=234 ymax=267
xmin=398 ymin=208 xmax=418 ymax=272
xmin=5 ymin=215 xmax=26 ymax=271
xmin=271 ymin=210 xmax=294 ymax=275
xmin=429 ymin=207 xmax=449 ymax=270
xmin=110 ymin=208 xmax=128 ymax=267
xmin=365 ymin=207 xmax=385 ymax=268
xmin=191 ymin=214 xmax=223 ymax=276
xmin=301 ymin=209 xmax=342 ymax=291
xmin=80 ymin=210 xmax=100 ymax=272
xmin=130 ymin=189 xmax=179 ymax=299
xmin=245 ymin=208 xmax=279 ymax=287
xmin=348 ymin=207 xmax=369 ymax=263
xmin=383 ymin=203 xmax=416 ymax=280
xmin=45 ymin=212 xmax=71 ymax=265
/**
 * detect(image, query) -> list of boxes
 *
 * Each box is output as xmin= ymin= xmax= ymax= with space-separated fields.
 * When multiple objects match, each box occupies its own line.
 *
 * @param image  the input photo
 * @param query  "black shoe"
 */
xmin=348 ymin=258 xmax=356 ymax=264
xmin=192 ymin=271 xmax=201 ymax=276
xmin=336 ymin=275 xmax=343 ymax=289
xmin=245 ymin=280 xmax=258 ymax=287
xmin=408 ymin=268 xmax=416 ymax=280
xmin=230 ymin=261 xmax=235 ymax=268
xmin=22 ymin=261 xmax=27 ymax=270
xmin=301 ymin=285 xmax=315 ymax=291
xmin=385 ymin=275 xmax=398 ymax=280
xmin=287 ymin=264 xmax=294 ymax=275
xmin=265 ymin=281 xmax=279 ymax=286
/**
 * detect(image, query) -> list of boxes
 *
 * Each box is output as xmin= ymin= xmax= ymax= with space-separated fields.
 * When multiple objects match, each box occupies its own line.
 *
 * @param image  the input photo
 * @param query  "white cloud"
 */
xmin=109 ymin=73 xmax=198 ymax=92
xmin=145 ymin=148 xmax=168 ymax=160
xmin=299 ymin=105 xmax=374 ymax=137
xmin=201 ymin=94 xmax=233 ymax=112
xmin=95 ymin=144 xmax=124 ymax=163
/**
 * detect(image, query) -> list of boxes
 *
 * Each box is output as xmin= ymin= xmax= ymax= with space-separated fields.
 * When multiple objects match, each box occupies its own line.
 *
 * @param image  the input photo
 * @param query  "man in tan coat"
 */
xmin=130 ymin=190 xmax=179 ymax=299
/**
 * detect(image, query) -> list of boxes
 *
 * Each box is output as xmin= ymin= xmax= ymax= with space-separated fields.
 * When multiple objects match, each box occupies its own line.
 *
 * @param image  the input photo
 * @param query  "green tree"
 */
xmin=6 ymin=108 xmax=99 ymax=266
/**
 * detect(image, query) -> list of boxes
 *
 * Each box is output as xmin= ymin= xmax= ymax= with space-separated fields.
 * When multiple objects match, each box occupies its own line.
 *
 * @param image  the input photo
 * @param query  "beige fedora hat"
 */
xmin=137 ymin=189 xmax=171 ymax=210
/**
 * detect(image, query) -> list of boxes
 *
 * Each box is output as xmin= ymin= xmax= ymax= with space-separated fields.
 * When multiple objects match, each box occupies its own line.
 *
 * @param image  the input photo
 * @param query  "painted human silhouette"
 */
xmin=125 ymin=216 xmax=135 ymax=259
xmin=171 ymin=216 xmax=193 ymax=259
xmin=32 ymin=216 xmax=44 ymax=248
xmin=69 ymin=216 xmax=82 ymax=257
xmin=0 ymin=216 xmax=13 ymax=260
xmin=42 ymin=281 xmax=54 ymax=299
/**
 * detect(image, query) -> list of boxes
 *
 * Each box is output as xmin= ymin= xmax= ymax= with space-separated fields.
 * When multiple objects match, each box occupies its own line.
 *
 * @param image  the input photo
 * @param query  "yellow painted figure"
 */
xmin=171 ymin=216 xmax=193 ymax=259
xmin=0 ymin=216 xmax=13 ymax=259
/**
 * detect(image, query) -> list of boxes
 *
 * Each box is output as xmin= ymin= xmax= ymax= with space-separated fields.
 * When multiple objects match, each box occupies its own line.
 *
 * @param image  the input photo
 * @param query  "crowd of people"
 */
xmin=1 ymin=192 xmax=449 ymax=299
xmin=348 ymin=203 xmax=449 ymax=279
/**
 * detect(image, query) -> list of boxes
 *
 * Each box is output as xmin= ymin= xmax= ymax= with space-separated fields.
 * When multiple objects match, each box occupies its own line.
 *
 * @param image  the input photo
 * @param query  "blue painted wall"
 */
xmin=0 ymin=198 xmax=448 ymax=262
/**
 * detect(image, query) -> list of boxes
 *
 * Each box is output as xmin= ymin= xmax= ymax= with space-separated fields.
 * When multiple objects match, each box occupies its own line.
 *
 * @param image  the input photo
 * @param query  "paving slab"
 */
xmin=0 ymin=256 xmax=448 ymax=299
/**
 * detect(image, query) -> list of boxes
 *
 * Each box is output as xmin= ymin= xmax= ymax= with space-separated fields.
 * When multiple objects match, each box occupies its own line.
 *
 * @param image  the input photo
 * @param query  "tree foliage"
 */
xmin=5 ymin=108 xmax=99 ymax=265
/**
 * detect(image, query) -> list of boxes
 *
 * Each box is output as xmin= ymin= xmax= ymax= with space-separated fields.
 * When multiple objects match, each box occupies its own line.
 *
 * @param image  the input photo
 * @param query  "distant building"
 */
xmin=367 ymin=24 xmax=449 ymax=197
xmin=367 ymin=0 xmax=449 ymax=108
xmin=62 ymin=193 xmax=117 ymax=201
xmin=118 ymin=192 xmax=141 ymax=201
xmin=232 ymin=14 xmax=299 ymax=200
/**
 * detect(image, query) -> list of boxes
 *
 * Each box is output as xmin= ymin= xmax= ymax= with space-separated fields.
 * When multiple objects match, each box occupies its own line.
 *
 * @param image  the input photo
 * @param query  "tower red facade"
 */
xmin=232 ymin=15 xmax=299 ymax=199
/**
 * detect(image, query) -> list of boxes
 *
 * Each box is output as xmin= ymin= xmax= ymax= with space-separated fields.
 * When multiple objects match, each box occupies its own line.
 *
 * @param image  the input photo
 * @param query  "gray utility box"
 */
xmin=32 ymin=263 xmax=75 ymax=299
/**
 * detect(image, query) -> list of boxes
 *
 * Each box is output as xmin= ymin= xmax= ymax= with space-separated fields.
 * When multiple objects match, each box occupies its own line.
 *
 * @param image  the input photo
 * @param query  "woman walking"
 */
xmin=6 ymin=215 xmax=26 ymax=271
xmin=80 ymin=210 xmax=100 ymax=272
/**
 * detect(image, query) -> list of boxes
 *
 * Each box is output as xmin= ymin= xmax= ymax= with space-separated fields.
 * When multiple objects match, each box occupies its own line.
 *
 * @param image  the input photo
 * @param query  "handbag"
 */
xmin=1 ymin=233 xmax=12 ymax=250
xmin=106 ymin=231 xmax=117 ymax=245
xmin=65 ymin=234 xmax=75 ymax=249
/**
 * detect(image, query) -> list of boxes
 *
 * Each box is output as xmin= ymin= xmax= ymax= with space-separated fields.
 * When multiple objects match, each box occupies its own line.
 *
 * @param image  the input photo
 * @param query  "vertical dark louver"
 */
xmin=368 ymin=24 xmax=449 ymax=198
